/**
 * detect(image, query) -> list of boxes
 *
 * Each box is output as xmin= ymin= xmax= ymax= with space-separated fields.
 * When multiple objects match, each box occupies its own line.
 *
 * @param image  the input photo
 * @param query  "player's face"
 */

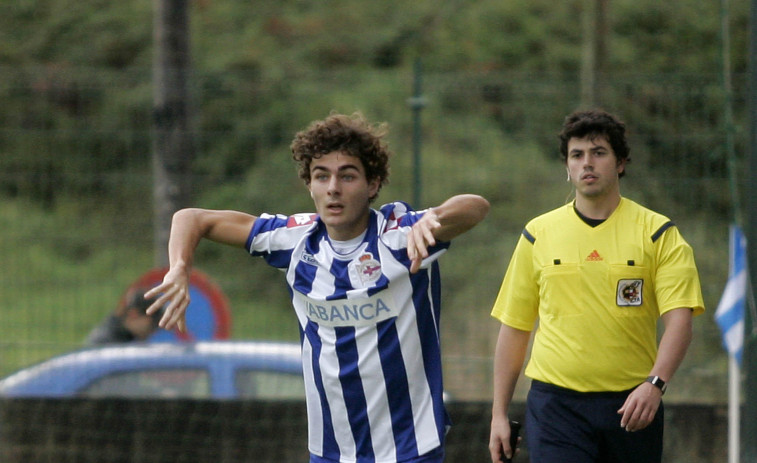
xmin=566 ymin=135 xmax=625 ymax=201
xmin=308 ymin=151 xmax=379 ymax=241
xmin=124 ymin=309 xmax=158 ymax=340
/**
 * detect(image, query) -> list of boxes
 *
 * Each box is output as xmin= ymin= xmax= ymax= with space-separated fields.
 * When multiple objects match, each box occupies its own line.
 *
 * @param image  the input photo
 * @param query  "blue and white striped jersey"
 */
xmin=246 ymin=201 xmax=451 ymax=463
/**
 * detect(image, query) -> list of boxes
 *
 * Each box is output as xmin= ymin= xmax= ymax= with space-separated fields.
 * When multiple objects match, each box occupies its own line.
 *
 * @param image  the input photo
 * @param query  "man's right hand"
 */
xmin=489 ymin=415 xmax=516 ymax=463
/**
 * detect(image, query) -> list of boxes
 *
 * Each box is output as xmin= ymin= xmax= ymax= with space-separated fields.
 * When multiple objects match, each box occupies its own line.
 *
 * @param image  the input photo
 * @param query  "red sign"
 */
xmin=122 ymin=267 xmax=231 ymax=342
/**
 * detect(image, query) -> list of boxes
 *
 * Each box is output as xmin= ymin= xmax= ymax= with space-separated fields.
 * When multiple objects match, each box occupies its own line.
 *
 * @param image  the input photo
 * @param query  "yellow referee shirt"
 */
xmin=491 ymin=198 xmax=705 ymax=392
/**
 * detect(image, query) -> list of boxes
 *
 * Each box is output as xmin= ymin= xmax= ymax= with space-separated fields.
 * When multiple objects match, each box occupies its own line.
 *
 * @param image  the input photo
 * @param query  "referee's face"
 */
xmin=309 ymin=151 xmax=380 ymax=241
xmin=566 ymin=135 xmax=625 ymax=201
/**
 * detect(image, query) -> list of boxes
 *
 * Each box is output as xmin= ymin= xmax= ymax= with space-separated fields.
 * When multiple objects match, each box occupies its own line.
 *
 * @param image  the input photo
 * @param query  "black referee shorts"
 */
xmin=525 ymin=380 xmax=664 ymax=463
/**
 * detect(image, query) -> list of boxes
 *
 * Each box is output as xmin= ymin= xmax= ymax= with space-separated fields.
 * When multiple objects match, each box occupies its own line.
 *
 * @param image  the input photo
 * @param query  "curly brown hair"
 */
xmin=558 ymin=109 xmax=631 ymax=178
xmin=291 ymin=112 xmax=391 ymax=202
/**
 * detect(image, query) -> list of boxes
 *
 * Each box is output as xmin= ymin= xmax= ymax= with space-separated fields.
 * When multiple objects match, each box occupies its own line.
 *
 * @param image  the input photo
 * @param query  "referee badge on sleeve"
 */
xmin=617 ymin=279 xmax=643 ymax=306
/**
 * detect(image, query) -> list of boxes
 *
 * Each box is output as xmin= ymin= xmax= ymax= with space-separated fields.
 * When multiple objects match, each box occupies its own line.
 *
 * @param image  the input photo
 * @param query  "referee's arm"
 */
xmin=489 ymin=323 xmax=530 ymax=463
xmin=617 ymin=307 xmax=693 ymax=432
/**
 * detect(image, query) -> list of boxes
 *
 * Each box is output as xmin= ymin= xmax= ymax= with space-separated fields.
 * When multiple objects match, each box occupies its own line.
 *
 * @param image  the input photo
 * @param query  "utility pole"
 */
xmin=152 ymin=0 xmax=194 ymax=267
xmin=580 ymin=0 xmax=608 ymax=108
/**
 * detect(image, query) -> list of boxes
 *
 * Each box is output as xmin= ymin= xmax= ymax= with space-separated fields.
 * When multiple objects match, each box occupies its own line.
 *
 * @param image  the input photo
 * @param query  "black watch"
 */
xmin=645 ymin=375 xmax=667 ymax=395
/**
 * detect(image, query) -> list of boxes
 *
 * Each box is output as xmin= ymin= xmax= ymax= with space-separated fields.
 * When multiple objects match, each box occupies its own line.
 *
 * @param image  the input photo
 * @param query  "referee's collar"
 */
xmin=572 ymin=200 xmax=608 ymax=228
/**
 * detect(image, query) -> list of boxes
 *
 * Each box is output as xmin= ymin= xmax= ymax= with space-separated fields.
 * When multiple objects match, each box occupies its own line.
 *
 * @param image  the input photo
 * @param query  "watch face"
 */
xmin=647 ymin=376 xmax=666 ymax=393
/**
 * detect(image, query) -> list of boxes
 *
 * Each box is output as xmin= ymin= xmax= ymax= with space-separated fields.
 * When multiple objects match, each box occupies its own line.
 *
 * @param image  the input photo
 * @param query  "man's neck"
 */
xmin=574 ymin=194 xmax=621 ymax=220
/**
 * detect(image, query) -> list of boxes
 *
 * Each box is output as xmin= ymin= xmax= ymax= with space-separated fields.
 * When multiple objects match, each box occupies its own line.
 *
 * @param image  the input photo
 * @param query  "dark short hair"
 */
xmin=558 ymin=109 xmax=631 ymax=177
xmin=290 ymin=112 xmax=391 ymax=202
xmin=121 ymin=288 xmax=161 ymax=322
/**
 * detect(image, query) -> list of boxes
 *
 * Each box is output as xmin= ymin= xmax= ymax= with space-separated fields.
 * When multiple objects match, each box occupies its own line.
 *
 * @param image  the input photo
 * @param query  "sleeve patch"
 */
xmin=651 ymin=221 xmax=675 ymax=243
xmin=522 ymin=228 xmax=536 ymax=244
xmin=287 ymin=213 xmax=317 ymax=228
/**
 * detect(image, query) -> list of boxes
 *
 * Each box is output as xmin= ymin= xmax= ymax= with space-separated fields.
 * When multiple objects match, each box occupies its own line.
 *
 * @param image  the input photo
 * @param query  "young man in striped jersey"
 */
xmin=488 ymin=109 xmax=704 ymax=463
xmin=146 ymin=112 xmax=490 ymax=463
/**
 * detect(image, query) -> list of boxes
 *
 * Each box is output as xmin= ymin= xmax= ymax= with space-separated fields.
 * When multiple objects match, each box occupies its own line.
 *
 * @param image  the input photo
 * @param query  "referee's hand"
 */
xmin=617 ymin=382 xmax=662 ymax=432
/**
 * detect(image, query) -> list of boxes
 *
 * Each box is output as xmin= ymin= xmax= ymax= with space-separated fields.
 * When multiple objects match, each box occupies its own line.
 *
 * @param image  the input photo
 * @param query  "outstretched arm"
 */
xmin=145 ymin=208 xmax=257 ymax=331
xmin=407 ymin=194 xmax=489 ymax=273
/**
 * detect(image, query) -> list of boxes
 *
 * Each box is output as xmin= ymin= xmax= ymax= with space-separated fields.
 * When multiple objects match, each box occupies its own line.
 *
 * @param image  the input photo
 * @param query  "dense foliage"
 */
xmin=0 ymin=0 xmax=749 ymax=196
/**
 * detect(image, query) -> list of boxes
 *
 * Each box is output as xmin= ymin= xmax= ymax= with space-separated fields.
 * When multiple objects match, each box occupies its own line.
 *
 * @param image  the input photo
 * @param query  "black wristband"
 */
xmin=645 ymin=375 xmax=667 ymax=394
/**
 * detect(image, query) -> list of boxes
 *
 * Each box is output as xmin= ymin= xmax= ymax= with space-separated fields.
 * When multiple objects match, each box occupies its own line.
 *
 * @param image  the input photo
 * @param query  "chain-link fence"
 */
xmin=0 ymin=66 xmax=747 ymax=462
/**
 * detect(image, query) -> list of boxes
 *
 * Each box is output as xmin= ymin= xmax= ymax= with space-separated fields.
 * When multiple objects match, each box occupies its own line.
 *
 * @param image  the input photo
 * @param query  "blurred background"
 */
xmin=0 ymin=0 xmax=751 ymax=461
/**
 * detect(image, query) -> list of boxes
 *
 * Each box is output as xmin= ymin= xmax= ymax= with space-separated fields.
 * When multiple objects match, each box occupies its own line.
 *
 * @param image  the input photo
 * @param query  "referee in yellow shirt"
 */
xmin=488 ymin=109 xmax=705 ymax=463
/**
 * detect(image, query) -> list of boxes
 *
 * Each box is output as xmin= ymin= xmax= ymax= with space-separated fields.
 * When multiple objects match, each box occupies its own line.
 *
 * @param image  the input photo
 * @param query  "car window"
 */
xmin=235 ymin=370 xmax=305 ymax=400
xmin=80 ymin=369 xmax=210 ymax=398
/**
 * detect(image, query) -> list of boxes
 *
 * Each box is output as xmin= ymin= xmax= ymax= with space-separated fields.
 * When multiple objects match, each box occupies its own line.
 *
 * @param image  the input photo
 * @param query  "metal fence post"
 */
xmin=744 ymin=0 xmax=757 ymax=460
xmin=407 ymin=58 xmax=427 ymax=209
xmin=152 ymin=0 xmax=194 ymax=267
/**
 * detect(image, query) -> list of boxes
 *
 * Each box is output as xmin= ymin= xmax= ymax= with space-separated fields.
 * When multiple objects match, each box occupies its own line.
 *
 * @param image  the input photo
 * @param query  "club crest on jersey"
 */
xmin=356 ymin=253 xmax=382 ymax=284
xmin=616 ymin=279 xmax=643 ymax=306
